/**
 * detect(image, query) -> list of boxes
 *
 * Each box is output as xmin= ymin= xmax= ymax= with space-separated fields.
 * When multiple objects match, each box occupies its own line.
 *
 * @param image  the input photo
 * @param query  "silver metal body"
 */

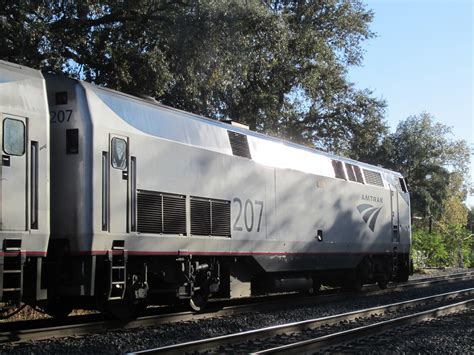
xmin=0 ymin=61 xmax=50 ymax=305
xmin=46 ymin=75 xmax=411 ymax=274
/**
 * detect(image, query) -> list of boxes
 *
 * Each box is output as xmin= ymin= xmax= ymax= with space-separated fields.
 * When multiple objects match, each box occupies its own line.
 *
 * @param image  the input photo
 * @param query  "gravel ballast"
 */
xmin=1 ymin=268 xmax=473 ymax=354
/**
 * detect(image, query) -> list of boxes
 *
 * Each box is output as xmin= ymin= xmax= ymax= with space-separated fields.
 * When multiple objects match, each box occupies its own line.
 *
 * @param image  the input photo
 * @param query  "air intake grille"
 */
xmin=363 ymin=169 xmax=384 ymax=187
xmin=228 ymin=131 xmax=251 ymax=159
xmin=191 ymin=197 xmax=231 ymax=237
xmin=137 ymin=190 xmax=186 ymax=235
xmin=137 ymin=191 xmax=162 ymax=234
xmin=211 ymin=200 xmax=231 ymax=236
xmin=190 ymin=198 xmax=211 ymax=236
xmin=163 ymin=195 xmax=186 ymax=234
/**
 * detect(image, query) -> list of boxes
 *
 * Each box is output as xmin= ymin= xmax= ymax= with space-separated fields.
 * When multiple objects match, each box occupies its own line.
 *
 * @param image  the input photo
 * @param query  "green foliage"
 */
xmin=412 ymin=226 xmax=473 ymax=269
xmin=376 ymin=113 xmax=470 ymax=220
xmin=412 ymin=228 xmax=448 ymax=268
xmin=0 ymin=0 xmax=386 ymax=155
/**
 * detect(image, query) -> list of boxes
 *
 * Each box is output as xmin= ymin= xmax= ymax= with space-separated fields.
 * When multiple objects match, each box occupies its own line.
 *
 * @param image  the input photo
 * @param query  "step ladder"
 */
xmin=107 ymin=242 xmax=127 ymax=300
xmin=392 ymin=248 xmax=399 ymax=278
xmin=0 ymin=240 xmax=24 ymax=306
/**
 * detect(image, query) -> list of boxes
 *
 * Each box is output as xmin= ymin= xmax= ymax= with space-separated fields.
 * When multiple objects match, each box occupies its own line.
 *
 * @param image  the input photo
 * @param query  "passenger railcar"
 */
xmin=0 ymin=61 xmax=49 ymax=309
xmin=43 ymin=73 xmax=411 ymax=316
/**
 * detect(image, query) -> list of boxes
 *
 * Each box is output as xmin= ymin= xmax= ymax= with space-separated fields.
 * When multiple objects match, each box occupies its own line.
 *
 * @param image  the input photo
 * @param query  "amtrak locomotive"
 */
xmin=0 ymin=60 xmax=412 ymax=318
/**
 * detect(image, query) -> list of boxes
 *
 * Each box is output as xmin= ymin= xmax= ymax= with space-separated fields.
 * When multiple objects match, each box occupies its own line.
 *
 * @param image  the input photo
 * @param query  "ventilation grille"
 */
xmin=137 ymin=191 xmax=162 ymax=234
xmin=211 ymin=200 xmax=231 ymax=236
xmin=332 ymin=160 xmax=345 ymax=180
xmin=228 ymin=131 xmax=251 ymax=159
xmin=137 ymin=190 xmax=186 ymax=235
xmin=190 ymin=198 xmax=211 ymax=236
xmin=191 ymin=197 xmax=231 ymax=237
xmin=163 ymin=195 xmax=186 ymax=234
xmin=345 ymin=163 xmax=364 ymax=183
xmin=363 ymin=169 xmax=384 ymax=187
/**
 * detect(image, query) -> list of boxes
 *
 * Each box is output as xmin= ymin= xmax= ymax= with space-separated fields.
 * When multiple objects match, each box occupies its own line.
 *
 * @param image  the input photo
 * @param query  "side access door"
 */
xmin=1 ymin=115 xmax=27 ymax=231
xmin=103 ymin=134 xmax=129 ymax=234
xmin=390 ymin=183 xmax=400 ymax=243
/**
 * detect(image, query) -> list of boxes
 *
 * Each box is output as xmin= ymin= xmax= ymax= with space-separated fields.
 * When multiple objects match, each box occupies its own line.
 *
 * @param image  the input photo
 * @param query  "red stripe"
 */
xmin=69 ymin=250 xmax=395 ymax=257
xmin=0 ymin=251 xmax=47 ymax=256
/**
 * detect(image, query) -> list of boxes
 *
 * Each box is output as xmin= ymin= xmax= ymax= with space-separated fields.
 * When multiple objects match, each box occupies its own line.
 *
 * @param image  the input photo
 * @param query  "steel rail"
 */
xmin=131 ymin=287 xmax=474 ymax=354
xmin=1 ymin=271 xmax=472 ymax=344
xmin=256 ymin=299 xmax=474 ymax=354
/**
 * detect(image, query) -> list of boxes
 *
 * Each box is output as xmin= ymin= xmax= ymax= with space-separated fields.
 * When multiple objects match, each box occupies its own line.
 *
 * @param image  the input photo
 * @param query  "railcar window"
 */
xmin=3 ymin=118 xmax=25 ymax=156
xmin=354 ymin=165 xmax=364 ymax=183
xmin=345 ymin=163 xmax=356 ymax=181
xmin=345 ymin=163 xmax=364 ymax=183
xmin=363 ymin=169 xmax=384 ymax=187
xmin=332 ymin=160 xmax=346 ymax=180
xmin=399 ymin=177 xmax=408 ymax=193
xmin=111 ymin=137 xmax=127 ymax=170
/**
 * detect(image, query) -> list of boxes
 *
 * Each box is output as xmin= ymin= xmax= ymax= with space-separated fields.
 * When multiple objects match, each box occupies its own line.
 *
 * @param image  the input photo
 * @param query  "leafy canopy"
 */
xmin=1 ymin=0 xmax=386 ymax=154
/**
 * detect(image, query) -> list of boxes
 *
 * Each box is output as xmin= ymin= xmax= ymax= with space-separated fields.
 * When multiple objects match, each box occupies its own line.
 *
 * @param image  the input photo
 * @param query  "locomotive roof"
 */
xmin=65 ymin=77 xmax=404 ymax=183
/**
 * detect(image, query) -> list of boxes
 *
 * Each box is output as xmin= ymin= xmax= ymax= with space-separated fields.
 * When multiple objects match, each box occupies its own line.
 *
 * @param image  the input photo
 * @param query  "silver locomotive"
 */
xmin=0 ymin=61 xmax=412 ymax=317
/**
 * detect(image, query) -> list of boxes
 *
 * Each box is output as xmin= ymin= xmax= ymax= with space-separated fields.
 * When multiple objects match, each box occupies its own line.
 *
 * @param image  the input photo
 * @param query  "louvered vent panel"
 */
xmin=228 ymin=131 xmax=251 ymax=159
xmin=211 ymin=200 xmax=231 ymax=236
xmin=137 ymin=191 xmax=162 ymax=234
xmin=191 ymin=198 xmax=211 ymax=235
xmin=363 ymin=169 xmax=384 ymax=187
xmin=163 ymin=194 xmax=186 ymax=235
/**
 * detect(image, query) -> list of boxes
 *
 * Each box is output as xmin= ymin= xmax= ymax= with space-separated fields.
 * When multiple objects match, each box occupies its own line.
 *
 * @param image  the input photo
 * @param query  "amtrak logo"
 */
xmin=357 ymin=204 xmax=383 ymax=232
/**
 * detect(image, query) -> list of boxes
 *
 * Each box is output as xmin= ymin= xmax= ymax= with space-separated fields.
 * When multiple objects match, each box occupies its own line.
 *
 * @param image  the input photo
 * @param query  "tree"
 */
xmin=380 ymin=113 xmax=470 ymax=219
xmin=0 ymin=0 xmax=386 ymax=154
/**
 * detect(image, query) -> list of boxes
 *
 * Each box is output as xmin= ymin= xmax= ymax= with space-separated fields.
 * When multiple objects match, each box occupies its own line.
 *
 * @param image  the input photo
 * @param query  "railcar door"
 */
xmin=1 ymin=115 xmax=27 ymax=231
xmin=390 ymin=184 xmax=400 ymax=243
xmin=107 ymin=134 xmax=129 ymax=234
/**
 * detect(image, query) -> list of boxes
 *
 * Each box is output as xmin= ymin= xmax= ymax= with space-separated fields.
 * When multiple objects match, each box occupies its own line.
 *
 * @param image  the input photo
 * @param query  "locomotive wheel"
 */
xmin=189 ymin=290 xmax=209 ymax=312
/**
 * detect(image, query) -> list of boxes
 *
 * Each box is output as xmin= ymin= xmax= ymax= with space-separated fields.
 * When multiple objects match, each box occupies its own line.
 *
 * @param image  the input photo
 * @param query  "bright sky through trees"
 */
xmin=348 ymin=0 xmax=473 ymax=205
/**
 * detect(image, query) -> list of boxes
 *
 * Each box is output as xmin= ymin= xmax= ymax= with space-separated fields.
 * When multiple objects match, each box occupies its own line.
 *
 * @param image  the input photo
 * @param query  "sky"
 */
xmin=348 ymin=0 xmax=473 ymax=206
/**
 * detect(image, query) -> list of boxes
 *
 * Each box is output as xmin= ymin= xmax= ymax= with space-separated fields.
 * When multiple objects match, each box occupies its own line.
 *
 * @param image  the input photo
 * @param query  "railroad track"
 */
xmin=134 ymin=288 xmax=474 ymax=354
xmin=1 ymin=271 xmax=473 ymax=345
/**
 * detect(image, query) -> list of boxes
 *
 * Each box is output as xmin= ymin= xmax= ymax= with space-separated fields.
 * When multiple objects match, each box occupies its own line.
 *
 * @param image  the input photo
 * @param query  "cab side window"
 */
xmin=111 ymin=137 xmax=127 ymax=170
xmin=3 ymin=118 xmax=25 ymax=156
xmin=399 ymin=177 xmax=408 ymax=193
